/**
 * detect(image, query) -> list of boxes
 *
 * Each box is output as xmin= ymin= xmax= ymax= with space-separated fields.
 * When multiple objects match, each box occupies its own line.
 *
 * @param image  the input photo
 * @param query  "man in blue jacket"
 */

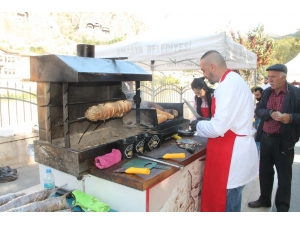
xmin=248 ymin=64 xmax=300 ymax=212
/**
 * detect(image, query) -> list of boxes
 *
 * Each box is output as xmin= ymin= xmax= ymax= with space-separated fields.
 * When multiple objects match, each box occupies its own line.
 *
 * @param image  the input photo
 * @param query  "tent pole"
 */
xmin=151 ymin=70 xmax=155 ymax=102
xmin=254 ymin=69 xmax=257 ymax=106
xmin=254 ymin=69 xmax=257 ymax=87
xmin=151 ymin=60 xmax=155 ymax=102
xmin=136 ymin=81 xmax=141 ymax=129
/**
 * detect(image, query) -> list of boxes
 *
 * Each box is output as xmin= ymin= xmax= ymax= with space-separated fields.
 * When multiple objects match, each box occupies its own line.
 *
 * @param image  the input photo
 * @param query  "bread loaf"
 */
xmin=157 ymin=114 xmax=168 ymax=124
xmin=140 ymin=101 xmax=178 ymax=117
xmin=155 ymin=108 xmax=174 ymax=119
xmin=85 ymin=100 xmax=133 ymax=121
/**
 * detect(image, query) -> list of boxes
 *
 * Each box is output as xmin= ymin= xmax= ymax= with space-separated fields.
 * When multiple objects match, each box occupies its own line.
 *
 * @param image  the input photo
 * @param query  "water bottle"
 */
xmin=43 ymin=168 xmax=55 ymax=190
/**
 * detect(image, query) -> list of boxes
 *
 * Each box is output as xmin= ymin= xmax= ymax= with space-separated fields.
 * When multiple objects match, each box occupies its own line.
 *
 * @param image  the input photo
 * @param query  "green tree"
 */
xmin=269 ymin=30 xmax=300 ymax=65
xmin=29 ymin=46 xmax=46 ymax=54
xmin=152 ymin=74 xmax=180 ymax=86
xmin=230 ymin=24 xmax=275 ymax=85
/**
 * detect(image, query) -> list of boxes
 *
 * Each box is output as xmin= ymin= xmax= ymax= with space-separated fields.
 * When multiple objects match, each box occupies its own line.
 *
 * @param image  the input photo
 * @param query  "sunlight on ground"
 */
xmin=294 ymin=155 xmax=300 ymax=163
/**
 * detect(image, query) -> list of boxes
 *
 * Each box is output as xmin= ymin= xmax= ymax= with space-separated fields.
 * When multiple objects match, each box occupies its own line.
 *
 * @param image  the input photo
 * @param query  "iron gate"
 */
xmin=0 ymin=81 xmax=37 ymax=128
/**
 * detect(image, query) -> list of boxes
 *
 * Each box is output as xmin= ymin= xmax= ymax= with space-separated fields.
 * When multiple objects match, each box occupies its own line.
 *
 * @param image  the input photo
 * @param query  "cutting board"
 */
xmin=121 ymin=158 xmax=170 ymax=170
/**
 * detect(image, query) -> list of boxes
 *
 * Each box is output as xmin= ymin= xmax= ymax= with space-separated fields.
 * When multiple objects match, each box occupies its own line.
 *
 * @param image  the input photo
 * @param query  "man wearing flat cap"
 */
xmin=248 ymin=64 xmax=300 ymax=211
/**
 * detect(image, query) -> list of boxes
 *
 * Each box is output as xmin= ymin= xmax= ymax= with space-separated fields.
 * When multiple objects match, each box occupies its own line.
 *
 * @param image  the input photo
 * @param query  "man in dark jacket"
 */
xmin=248 ymin=64 xmax=300 ymax=212
xmin=253 ymin=87 xmax=264 ymax=154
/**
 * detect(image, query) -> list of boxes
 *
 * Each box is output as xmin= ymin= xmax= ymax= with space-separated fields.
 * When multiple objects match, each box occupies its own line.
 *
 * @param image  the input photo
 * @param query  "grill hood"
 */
xmin=30 ymin=54 xmax=152 ymax=82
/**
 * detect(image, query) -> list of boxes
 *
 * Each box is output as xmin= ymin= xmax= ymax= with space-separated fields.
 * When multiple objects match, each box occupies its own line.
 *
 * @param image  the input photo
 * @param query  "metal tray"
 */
xmin=177 ymin=129 xmax=195 ymax=136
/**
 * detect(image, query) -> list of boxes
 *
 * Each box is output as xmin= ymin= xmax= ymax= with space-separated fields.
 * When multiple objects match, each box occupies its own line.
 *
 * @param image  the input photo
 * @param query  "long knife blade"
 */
xmin=182 ymin=98 xmax=210 ymax=121
xmin=136 ymin=154 xmax=184 ymax=170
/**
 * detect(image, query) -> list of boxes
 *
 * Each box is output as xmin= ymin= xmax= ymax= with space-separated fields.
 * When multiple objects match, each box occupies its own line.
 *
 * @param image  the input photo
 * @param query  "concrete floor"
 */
xmin=0 ymin=163 xmax=40 ymax=196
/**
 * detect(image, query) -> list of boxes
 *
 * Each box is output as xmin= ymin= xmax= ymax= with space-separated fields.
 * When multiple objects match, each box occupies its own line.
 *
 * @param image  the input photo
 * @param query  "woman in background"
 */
xmin=191 ymin=77 xmax=214 ymax=119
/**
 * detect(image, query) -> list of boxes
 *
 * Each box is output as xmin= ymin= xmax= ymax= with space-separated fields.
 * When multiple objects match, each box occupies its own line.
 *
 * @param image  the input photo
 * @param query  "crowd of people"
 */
xmin=190 ymin=50 xmax=300 ymax=212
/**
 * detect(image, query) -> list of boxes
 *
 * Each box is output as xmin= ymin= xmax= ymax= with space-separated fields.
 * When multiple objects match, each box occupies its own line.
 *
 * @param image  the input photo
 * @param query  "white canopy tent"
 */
xmin=95 ymin=31 xmax=257 ymax=72
xmin=285 ymin=53 xmax=300 ymax=83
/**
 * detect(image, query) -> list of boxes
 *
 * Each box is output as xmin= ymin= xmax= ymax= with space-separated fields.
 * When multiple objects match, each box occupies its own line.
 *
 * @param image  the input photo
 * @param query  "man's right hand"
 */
xmin=190 ymin=120 xmax=199 ymax=132
xmin=196 ymin=117 xmax=210 ymax=121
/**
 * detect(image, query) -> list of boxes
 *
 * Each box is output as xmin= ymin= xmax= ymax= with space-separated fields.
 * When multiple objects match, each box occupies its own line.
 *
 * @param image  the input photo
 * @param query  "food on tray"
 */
xmin=155 ymin=108 xmax=175 ymax=119
xmin=157 ymin=114 xmax=168 ymax=124
xmin=85 ymin=100 xmax=133 ymax=121
xmin=140 ymin=101 xmax=178 ymax=117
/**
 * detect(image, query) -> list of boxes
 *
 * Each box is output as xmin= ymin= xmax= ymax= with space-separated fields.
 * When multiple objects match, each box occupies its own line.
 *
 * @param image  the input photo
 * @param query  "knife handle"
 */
xmin=163 ymin=153 xmax=186 ymax=159
xmin=125 ymin=167 xmax=150 ymax=175
xmin=172 ymin=134 xmax=182 ymax=140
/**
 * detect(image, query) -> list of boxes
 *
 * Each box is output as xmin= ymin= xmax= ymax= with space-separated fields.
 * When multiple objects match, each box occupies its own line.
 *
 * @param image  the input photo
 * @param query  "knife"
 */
xmin=113 ymin=167 xmax=150 ymax=175
xmin=182 ymin=98 xmax=210 ymax=121
xmin=136 ymin=154 xmax=184 ymax=170
xmin=156 ymin=153 xmax=186 ymax=159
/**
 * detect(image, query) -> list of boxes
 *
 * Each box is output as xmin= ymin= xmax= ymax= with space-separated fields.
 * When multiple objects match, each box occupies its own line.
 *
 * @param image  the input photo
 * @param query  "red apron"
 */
xmin=200 ymin=107 xmax=209 ymax=118
xmin=200 ymin=69 xmax=240 ymax=212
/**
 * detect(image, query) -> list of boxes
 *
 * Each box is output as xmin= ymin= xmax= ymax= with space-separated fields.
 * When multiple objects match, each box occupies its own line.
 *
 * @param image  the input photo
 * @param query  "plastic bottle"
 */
xmin=43 ymin=168 xmax=55 ymax=190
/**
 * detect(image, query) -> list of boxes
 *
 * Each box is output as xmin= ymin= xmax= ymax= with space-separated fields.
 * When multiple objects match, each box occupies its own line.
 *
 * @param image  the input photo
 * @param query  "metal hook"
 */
xmin=78 ymin=122 xmax=93 ymax=144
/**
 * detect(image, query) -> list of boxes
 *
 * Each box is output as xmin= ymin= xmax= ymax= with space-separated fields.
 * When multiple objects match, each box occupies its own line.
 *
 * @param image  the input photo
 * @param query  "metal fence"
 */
xmin=0 ymin=81 xmax=37 ymax=128
xmin=140 ymin=81 xmax=194 ymax=103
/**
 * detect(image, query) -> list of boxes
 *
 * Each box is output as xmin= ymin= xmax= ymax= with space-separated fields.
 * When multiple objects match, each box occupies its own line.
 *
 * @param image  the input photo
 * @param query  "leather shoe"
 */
xmin=248 ymin=200 xmax=271 ymax=208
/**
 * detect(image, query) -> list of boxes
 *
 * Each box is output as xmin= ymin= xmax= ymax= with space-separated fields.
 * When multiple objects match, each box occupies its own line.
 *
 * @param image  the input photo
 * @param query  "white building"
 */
xmin=0 ymin=47 xmax=39 ymax=81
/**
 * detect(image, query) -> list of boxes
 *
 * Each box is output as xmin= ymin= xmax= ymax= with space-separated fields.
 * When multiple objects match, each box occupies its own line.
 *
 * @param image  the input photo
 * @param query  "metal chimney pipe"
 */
xmin=76 ymin=44 xmax=95 ymax=58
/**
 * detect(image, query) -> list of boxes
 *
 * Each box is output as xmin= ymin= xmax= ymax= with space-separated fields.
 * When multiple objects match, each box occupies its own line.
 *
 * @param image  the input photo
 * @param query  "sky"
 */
xmin=134 ymin=4 xmax=299 ymax=36
xmin=2 ymin=0 xmax=299 ymax=36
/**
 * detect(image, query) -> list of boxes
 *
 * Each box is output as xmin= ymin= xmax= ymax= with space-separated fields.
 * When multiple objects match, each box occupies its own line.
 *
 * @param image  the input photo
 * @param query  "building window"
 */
xmin=8 ymin=68 xmax=11 ymax=74
xmin=7 ymin=57 xmax=11 ymax=63
xmin=4 ymin=68 xmax=7 ymax=74
xmin=0 ymin=55 xmax=2 ymax=61
xmin=12 ymin=57 xmax=15 ymax=63
xmin=12 ymin=68 xmax=15 ymax=74
xmin=0 ymin=68 xmax=2 ymax=74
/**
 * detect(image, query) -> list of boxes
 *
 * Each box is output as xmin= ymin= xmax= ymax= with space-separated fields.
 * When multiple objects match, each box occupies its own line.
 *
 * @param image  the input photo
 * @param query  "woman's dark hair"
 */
xmin=191 ymin=77 xmax=214 ymax=118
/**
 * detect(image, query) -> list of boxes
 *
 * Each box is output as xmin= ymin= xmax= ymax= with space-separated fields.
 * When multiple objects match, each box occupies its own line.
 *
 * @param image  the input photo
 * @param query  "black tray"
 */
xmin=177 ymin=129 xmax=195 ymax=136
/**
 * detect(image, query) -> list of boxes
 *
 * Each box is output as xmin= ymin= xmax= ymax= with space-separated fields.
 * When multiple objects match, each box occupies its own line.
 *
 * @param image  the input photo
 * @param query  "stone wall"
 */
xmin=0 ymin=133 xmax=39 ymax=169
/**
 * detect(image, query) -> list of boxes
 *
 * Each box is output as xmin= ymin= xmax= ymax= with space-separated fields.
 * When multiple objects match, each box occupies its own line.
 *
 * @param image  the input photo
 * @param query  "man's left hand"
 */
xmin=274 ymin=112 xmax=291 ymax=124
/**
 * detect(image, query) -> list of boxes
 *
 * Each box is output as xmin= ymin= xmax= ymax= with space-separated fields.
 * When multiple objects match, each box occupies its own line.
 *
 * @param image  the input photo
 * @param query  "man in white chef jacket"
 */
xmin=190 ymin=50 xmax=259 ymax=212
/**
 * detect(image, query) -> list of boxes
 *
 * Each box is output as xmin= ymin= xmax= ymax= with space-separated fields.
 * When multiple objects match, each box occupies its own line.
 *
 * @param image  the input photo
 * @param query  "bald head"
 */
xmin=201 ymin=50 xmax=227 ymax=67
xmin=200 ymin=50 xmax=228 ymax=85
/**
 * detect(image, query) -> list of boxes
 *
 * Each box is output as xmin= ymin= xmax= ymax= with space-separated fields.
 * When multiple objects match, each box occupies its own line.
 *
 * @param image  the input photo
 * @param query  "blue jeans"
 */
xmin=256 ymin=141 xmax=260 ymax=155
xmin=225 ymin=185 xmax=245 ymax=212
xmin=253 ymin=117 xmax=261 ymax=155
